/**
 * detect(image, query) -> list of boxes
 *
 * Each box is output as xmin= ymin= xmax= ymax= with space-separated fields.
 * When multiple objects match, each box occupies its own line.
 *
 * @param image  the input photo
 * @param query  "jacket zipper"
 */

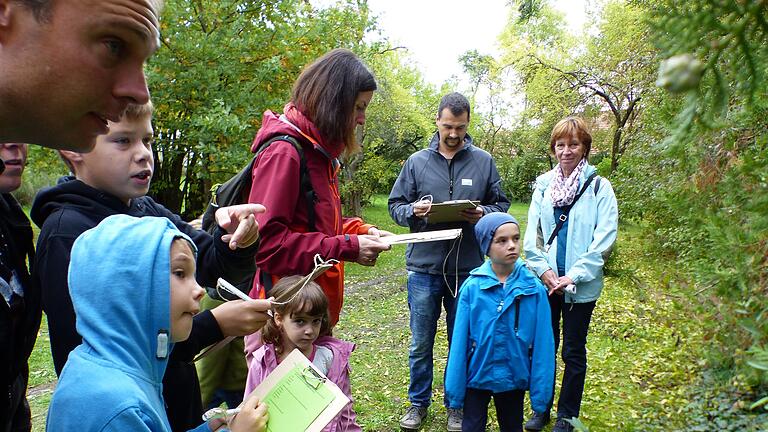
xmin=514 ymin=297 xmax=521 ymax=336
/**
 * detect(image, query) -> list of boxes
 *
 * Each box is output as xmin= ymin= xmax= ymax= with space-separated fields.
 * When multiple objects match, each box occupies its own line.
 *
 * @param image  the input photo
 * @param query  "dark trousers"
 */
xmin=1 ymin=375 xmax=31 ymax=432
xmin=463 ymin=388 xmax=524 ymax=432
xmin=545 ymin=296 xmax=596 ymax=419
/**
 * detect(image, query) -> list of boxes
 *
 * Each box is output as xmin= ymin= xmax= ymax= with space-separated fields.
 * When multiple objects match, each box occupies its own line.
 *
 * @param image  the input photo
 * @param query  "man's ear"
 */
xmin=59 ymin=150 xmax=83 ymax=164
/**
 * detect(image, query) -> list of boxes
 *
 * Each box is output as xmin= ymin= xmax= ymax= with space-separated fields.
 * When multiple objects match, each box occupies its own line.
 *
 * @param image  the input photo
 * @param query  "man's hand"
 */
xmin=214 ymin=203 xmax=266 ymax=250
xmin=210 ymin=298 xmax=273 ymax=337
xmin=460 ymin=206 xmax=484 ymax=224
xmin=412 ymin=200 xmax=431 ymax=218
xmin=356 ymin=235 xmax=391 ymax=266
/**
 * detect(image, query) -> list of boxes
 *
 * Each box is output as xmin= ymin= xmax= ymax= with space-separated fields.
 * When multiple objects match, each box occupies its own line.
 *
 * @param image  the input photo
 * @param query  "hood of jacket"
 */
xmin=469 ymin=258 xmax=542 ymax=297
xmin=68 ymin=214 xmax=195 ymax=385
xmin=251 ymin=103 xmax=345 ymax=159
xmin=31 ymin=176 xmax=132 ymax=229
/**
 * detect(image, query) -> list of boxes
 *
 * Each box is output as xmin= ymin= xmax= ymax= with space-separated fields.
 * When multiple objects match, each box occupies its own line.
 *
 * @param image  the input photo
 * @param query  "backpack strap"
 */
xmin=594 ymin=176 xmax=601 ymax=195
xmin=543 ymin=172 xmax=598 ymax=252
xmin=253 ymin=135 xmax=317 ymax=232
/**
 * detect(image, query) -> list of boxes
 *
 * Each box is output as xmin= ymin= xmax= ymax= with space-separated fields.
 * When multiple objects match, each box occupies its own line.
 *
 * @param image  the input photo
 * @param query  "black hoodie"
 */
xmin=31 ymin=177 xmax=257 ymax=431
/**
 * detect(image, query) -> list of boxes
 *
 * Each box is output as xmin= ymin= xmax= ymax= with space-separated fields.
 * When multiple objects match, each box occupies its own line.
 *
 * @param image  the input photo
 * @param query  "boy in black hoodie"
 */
xmin=31 ymin=102 xmax=271 ymax=431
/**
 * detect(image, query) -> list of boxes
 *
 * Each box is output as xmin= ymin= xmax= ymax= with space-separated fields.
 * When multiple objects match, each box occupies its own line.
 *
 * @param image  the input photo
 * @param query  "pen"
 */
xmin=202 ymin=406 xmax=241 ymax=421
xmin=216 ymin=278 xmax=253 ymax=302
xmin=216 ymin=278 xmax=274 ymax=317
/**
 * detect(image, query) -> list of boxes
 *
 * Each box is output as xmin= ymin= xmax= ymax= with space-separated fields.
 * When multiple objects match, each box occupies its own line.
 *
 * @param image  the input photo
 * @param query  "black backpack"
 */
xmin=201 ymin=134 xmax=317 ymax=298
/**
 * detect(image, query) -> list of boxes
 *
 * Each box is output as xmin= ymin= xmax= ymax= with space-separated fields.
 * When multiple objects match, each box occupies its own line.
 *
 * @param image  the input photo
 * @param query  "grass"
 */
xmin=25 ymin=196 xmax=767 ymax=431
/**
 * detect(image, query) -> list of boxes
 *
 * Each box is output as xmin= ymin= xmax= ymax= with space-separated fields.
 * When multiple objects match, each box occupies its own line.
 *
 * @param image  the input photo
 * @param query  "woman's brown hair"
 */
xmin=261 ymin=275 xmax=331 ymax=355
xmin=291 ymin=48 xmax=377 ymax=154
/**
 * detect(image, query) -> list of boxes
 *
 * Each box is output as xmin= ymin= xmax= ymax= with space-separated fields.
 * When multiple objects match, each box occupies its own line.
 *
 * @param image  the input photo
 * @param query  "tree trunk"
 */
xmin=610 ymin=127 xmax=623 ymax=174
xmin=152 ymin=145 xmax=185 ymax=215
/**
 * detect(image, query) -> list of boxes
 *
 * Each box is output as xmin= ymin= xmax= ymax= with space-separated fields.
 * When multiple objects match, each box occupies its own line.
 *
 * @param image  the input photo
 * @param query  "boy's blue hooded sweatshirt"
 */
xmin=46 ymin=215 xmax=209 ymax=432
xmin=445 ymin=213 xmax=555 ymax=412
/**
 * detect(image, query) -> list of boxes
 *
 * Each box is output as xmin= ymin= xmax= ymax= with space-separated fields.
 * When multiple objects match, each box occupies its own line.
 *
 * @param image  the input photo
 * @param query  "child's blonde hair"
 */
xmin=261 ymin=275 xmax=331 ymax=355
xmin=58 ymin=101 xmax=155 ymax=174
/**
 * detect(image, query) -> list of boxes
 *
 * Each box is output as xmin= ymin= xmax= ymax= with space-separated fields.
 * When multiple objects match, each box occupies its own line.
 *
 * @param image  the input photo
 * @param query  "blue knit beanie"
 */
xmin=475 ymin=212 xmax=519 ymax=255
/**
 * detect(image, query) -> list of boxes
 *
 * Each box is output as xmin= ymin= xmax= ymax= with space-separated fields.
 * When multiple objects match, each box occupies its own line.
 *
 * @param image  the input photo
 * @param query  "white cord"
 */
xmin=270 ymin=254 xmax=339 ymax=306
xmin=215 ymin=254 xmax=338 ymax=308
xmin=442 ymin=231 xmax=463 ymax=298
xmin=414 ymin=194 xmax=434 ymax=217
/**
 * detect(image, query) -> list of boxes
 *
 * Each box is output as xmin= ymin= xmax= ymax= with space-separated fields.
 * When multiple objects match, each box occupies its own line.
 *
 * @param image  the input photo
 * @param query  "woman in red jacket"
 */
xmin=246 ymin=49 xmax=390 ymax=327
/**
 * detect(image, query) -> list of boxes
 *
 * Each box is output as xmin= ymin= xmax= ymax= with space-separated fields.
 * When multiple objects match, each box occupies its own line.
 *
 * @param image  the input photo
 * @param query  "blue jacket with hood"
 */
xmin=445 ymin=259 xmax=555 ymax=413
xmin=46 ymin=215 xmax=210 ymax=432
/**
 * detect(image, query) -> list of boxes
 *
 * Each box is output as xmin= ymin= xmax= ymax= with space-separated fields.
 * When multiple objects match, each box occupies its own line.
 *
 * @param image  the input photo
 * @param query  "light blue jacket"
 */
xmin=445 ymin=259 xmax=555 ymax=412
xmin=523 ymin=163 xmax=618 ymax=303
xmin=46 ymin=215 xmax=210 ymax=432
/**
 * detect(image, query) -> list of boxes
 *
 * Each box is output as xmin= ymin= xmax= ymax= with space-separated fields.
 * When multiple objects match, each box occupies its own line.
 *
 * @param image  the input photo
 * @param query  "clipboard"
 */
xmin=248 ymin=348 xmax=350 ymax=432
xmin=381 ymin=228 xmax=462 ymax=245
xmin=426 ymin=200 xmax=480 ymax=223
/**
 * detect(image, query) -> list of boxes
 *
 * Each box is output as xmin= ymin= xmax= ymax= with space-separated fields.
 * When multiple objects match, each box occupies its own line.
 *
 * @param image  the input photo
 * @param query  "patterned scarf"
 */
xmin=550 ymin=158 xmax=587 ymax=208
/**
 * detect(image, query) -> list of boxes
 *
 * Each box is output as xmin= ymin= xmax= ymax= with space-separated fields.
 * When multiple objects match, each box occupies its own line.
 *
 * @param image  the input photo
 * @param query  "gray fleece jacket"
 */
xmin=388 ymin=133 xmax=510 ymax=276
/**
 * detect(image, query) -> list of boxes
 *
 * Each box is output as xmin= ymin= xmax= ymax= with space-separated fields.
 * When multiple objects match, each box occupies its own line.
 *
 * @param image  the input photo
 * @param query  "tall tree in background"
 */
xmin=505 ymin=1 xmax=657 ymax=173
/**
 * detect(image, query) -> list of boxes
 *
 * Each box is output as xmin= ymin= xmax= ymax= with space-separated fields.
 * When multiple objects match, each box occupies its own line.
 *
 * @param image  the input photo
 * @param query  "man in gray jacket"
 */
xmin=389 ymin=92 xmax=510 ymax=431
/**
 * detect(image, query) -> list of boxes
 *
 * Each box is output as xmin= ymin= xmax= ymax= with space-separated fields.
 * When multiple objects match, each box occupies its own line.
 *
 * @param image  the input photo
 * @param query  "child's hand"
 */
xmin=211 ymin=299 xmax=273 ymax=337
xmin=229 ymin=395 xmax=269 ymax=432
xmin=215 ymin=203 xmax=266 ymax=250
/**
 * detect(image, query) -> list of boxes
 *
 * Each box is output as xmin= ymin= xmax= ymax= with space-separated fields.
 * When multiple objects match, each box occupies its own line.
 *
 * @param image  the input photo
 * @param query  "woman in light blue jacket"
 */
xmin=523 ymin=117 xmax=618 ymax=432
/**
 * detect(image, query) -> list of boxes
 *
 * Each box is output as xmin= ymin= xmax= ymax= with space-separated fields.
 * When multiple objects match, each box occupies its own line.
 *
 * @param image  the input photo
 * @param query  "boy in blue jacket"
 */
xmin=445 ymin=213 xmax=555 ymax=432
xmin=46 ymin=215 xmax=268 ymax=432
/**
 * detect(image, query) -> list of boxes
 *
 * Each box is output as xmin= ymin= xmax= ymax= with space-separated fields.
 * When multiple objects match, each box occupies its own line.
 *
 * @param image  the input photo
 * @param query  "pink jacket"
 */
xmin=245 ymin=336 xmax=360 ymax=432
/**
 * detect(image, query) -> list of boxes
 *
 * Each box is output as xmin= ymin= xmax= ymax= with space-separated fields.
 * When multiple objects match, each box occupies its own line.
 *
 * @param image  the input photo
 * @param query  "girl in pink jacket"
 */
xmin=244 ymin=276 xmax=360 ymax=432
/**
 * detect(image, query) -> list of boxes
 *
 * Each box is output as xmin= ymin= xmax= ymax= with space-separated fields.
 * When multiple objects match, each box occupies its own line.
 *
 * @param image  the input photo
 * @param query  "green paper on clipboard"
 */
xmin=263 ymin=364 xmax=335 ymax=431
xmin=247 ymin=349 xmax=350 ymax=432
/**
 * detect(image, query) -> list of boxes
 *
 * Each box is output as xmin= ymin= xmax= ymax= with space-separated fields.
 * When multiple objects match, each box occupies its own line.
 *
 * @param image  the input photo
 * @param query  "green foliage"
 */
xmin=146 ymin=0 xmax=375 ymax=218
xmin=649 ymin=0 xmax=768 ymax=148
xmin=495 ymin=145 xmax=548 ymax=202
xmin=612 ymin=0 xmax=768 ymax=408
xmin=340 ymin=46 xmax=439 ymax=215
xmin=16 ymin=146 xmax=69 ymax=207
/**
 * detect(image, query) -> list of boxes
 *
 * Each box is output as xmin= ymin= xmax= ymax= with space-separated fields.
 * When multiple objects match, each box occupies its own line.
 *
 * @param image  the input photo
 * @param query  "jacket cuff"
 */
xmin=194 ymin=310 xmax=225 ymax=347
xmin=338 ymin=233 xmax=360 ymax=261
